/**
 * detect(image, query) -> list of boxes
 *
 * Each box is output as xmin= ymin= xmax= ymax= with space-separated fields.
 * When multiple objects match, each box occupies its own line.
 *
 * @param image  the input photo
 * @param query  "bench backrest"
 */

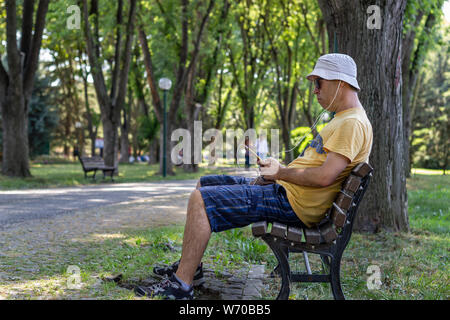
xmin=303 ymin=162 xmax=374 ymax=245
xmin=79 ymin=156 xmax=105 ymax=169
xmin=333 ymin=162 xmax=373 ymax=248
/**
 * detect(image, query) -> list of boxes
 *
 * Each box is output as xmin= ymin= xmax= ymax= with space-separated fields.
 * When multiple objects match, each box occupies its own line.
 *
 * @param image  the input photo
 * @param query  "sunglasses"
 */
xmin=314 ymin=78 xmax=324 ymax=90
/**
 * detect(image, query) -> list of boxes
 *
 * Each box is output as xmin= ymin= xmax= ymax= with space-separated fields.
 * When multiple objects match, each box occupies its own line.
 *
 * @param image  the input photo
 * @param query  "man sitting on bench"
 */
xmin=135 ymin=53 xmax=373 ymax=300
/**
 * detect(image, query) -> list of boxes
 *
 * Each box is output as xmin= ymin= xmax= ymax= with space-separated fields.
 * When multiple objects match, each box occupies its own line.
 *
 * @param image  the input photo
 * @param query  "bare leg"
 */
xmin=175 ymin=189 xmax=211 ymax=285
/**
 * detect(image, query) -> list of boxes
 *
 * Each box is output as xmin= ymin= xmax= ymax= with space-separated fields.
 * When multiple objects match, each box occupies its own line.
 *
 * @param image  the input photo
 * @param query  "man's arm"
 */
xmin=261 ymin=152 xmax=350 ymax=188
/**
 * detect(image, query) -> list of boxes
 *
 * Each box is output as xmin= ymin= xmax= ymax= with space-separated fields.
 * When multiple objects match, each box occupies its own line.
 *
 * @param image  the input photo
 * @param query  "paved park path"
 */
xmin=0 ymin=168 xmax=257 ymax=230
xmin=0 ymin=179 xmax=198 ymax=230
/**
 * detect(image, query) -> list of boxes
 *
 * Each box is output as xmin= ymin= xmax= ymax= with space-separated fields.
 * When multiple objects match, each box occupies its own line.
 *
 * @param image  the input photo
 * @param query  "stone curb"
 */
xmin=199 ymin=264 xmax=266 ymax=300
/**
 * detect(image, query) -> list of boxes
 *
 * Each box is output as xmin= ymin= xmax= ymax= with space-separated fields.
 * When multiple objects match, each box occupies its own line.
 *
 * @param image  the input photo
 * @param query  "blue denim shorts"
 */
xmin=198 ymin=175 xmax=306 ymax=233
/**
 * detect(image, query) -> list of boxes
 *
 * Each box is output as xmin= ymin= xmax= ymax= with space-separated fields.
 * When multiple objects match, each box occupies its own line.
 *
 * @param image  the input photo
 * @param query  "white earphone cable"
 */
xmin=270 ymin=80 xmax=342 ymax=159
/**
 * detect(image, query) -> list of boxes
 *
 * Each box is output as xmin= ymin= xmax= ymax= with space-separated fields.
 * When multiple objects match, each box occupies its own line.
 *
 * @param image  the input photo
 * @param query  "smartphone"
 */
xmin=245 ymin=145 xmax=263 ymax=163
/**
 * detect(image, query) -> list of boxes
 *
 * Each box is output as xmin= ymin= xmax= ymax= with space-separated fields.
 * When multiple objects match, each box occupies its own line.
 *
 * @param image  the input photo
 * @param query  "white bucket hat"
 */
xmin=306 ymin=53 xmax=360 ymax=91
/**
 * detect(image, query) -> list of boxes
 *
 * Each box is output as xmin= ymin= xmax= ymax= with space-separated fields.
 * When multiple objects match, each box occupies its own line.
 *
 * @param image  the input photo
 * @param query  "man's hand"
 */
xmin=258 ymin=157 xmax=284 ymax=181
xmin=250 ymin=176 xmax=275 ymax=186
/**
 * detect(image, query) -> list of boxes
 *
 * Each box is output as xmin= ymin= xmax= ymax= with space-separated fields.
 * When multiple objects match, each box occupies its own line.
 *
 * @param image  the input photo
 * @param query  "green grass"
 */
xmin=407 ymin=174 xmax=449 ymax=234
xmin=0 ymin=162 xmax=231 ymax=190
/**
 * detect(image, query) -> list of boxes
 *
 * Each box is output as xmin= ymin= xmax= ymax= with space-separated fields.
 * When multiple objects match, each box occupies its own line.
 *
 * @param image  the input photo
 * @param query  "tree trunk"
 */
xmin=0 ymin=0 xmax=49 ymax=177
xmin=1 ymin=62 xmax=31 ymax=177
xmin=401 ymin=11 xmax=438 ymax=178
xmin=318 ymin=0 xmax=409 ymax=233
xmin=281 ymin=124 xmax=293 ymax=164
xmin=401 ymin=9 xmax=423 ymax=178
xmin=182 ymin=56 xmax=199 ymax=173
xmin=2 ymin=92 xmax=30 ymax=177
xmin=79 ymin=46 xmax=98 ymax=157
xmin=82 ymin=0 xmax=136 ymax=172
xmin=138 ymin=0 xmax=214 ymax=176
xmin=159 ymin=122 xmax=175 ymax=176
xmin=149 ymin=139 xmax=158 ymax=165
xmin=183 ymin=118 xmax=199 ymax=173
xmin=214 ymin=70 xmax=234 ymax=129
xmin=119 ymin=109 xmax=130 ymax=163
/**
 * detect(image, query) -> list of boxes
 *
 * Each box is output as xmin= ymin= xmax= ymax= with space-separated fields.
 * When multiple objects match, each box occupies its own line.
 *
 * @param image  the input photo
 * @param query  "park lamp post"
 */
xmin=158 ymin=77 xmax=172 ymax=177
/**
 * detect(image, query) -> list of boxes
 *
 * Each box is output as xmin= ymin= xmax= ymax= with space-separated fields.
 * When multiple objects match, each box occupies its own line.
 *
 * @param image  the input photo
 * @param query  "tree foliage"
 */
xmin=402 ymin=0 xmax=446 ymax=176
xmin=411 ymin=25 xmax=449 ymax=172
xmin=28 ymin=75 xmax=59 ymax=158
xmin=0 ymin=0 xmax=447 ymax=176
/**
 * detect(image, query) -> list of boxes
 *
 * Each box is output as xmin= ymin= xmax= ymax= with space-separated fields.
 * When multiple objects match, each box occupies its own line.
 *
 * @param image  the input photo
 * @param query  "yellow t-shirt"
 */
xmin=277 ymin=107 xmax=373 ymax=227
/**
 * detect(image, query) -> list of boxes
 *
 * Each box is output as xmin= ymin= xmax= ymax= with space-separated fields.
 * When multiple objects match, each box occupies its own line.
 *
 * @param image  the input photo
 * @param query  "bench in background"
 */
xmin=78 ymin=155 xmax=116 ymax=181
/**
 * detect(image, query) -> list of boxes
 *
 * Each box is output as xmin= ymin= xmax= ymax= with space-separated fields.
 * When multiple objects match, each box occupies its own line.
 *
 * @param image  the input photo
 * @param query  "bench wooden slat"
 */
xmin=304 ymin=228 xmax=321 ymax=244
xmin=335 ymin=191 xmax=353 ymax=211
xmin=331 ymin=203 xmax=347 ymax=228
xmin=319 ymin=221 xmax=338 ymax=243
xmin=251 ymin=221 xmax=267 ymax=237
xmin=271 ymin=222 xmax=287 ymax=239
xmin=287 ymin=226 xmax=303 ymax=243
xmin=352 ymin=162 xmax=373 ymax=177
xmin=342 ymin=175 xmax=361 ymax=194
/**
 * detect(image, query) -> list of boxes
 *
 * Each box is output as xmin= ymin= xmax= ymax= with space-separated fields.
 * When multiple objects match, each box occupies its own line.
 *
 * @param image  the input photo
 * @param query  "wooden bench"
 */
xmin=78 ymin=155 xmax=116 ymax=181
xmin=251 ymin=162 xmax=374 ymax=300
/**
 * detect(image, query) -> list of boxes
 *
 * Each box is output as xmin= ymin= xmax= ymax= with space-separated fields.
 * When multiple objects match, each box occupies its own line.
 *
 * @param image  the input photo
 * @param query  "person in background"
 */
xmin=256 ymin=131 xmax=268 ymax=160
xmin=73 ymin=147 xmax=79 ymax=161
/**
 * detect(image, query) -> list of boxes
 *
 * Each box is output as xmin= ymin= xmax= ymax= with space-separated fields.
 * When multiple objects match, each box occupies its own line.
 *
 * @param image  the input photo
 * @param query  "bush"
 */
xmin=290 ymin=123 xmax=326 ymax=159
xmin=28 ymin=75 xmax=59 ymax=158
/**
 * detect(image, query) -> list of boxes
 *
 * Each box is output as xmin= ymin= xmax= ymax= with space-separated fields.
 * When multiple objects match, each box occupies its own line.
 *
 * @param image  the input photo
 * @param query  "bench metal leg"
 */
xmin=270 ymin=246 xmax=288 ymax=278
xmin=102 ymin=170 xmax=115 ymax=182
xmin=329 ymin=254 xmax=345 ymax=300
xmin=262 ymin=236 xmax=290 ymax=300
xmin=84 ymin=171 xmax=96 ymax=180
xmin=303 ymin=251 xmax=312 ymax=275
